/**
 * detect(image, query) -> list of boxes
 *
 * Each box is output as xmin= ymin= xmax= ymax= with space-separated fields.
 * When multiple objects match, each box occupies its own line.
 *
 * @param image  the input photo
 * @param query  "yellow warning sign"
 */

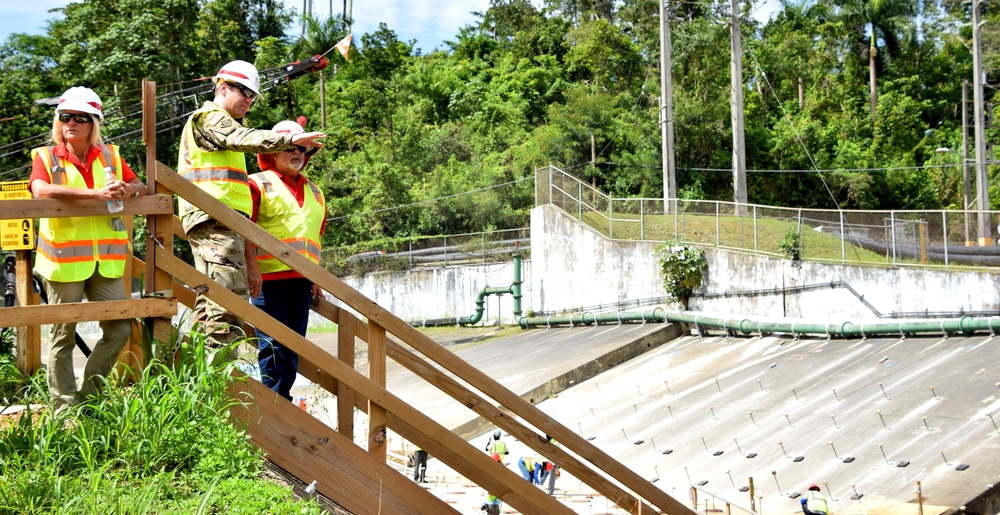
xmin=0 ymin=181 xmax=34 ymax=250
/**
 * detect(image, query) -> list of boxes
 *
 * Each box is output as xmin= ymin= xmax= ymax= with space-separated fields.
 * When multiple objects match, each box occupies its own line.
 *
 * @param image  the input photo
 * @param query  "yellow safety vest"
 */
xmin=32 ymin=145 xmax=128 ymax=282
xmin=805 ymin=491 xmax=829 ymax=514
xmin=177 ymin=103 xmax=252 ymax=218
xmin=249 ymin=170 xmax=324 ymax=274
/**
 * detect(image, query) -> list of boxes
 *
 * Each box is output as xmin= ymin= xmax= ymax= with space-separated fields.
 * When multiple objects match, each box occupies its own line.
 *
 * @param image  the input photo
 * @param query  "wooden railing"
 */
xmin=0 ymin=79 xmax=697 ymax=515
xmin=0 ymin=194 xmax=177 ymax=374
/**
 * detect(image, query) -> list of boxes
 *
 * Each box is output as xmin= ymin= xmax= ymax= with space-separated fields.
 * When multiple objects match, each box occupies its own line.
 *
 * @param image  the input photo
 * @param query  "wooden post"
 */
xmin=14 ymin=249 xmax=40 ymax=376
xmin=116 ymin=215 xmax=143 ymax=381
xmin=368 ymin=322 xmax=387 ymax=461
xmin=917 ymin=481 xmax=924 ymax=515
xmin=337 ymin=306 xmax=356 ymax=441
xmin=142 ymin=79 xmax=176 ymax=355
xmin=749 ymin=477 xmax=755 ymax=512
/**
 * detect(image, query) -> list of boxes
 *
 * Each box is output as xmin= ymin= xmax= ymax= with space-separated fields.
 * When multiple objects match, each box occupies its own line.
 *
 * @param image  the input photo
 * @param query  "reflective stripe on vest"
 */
xmin=249 ymin=170 xmax=325 ymax=274
xmin=44 ymin=147 xmax=69 ymax=185
xmin=177 ymin=103 xmax=251 ymax=216
xmin=31 ymin=145 xmax=128 ymax=282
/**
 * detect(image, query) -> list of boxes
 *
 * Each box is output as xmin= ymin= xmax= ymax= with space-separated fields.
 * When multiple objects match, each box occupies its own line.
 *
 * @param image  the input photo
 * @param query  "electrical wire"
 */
xmin=743 ymin=36 xmax=842 ymax=210
xmin=325 ymin=177 xmax=532 ymax=223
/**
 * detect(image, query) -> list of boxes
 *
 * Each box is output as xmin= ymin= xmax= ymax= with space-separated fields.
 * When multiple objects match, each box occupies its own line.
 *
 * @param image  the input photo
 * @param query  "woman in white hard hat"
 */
xmin=28 ymin=86 xmax=146 ymax=409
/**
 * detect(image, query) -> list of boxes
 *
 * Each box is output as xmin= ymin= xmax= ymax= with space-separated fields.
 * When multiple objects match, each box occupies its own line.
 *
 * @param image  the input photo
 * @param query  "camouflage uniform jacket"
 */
xmin=180 ymin=100 xmax=297 ymax=232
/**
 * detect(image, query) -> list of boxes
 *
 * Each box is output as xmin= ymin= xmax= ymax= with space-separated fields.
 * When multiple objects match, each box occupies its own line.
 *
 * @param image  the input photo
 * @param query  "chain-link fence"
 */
xmin=537 ymin=165 xmax=1000 ymax=269
xmin=321 ymin=228 xmax=531 ymax=275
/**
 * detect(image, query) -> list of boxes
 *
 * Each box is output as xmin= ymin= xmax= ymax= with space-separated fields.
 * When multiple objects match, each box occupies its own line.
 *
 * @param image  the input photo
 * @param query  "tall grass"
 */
xmin=0 ymin=335 xmax=322 ymax=514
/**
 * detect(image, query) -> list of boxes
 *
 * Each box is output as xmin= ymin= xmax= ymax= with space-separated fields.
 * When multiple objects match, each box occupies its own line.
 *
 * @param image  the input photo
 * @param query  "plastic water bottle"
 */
xmin=105 ymin=166 xmax=123 ymax=213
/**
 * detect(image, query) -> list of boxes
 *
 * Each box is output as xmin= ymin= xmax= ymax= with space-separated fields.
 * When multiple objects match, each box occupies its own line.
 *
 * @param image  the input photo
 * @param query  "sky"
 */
xmin=1 ymin=0 xmax=783 ymax=55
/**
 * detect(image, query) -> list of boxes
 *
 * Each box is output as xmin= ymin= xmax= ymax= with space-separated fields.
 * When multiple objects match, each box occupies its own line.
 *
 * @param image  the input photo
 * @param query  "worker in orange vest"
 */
xmin=247 ymin=119 xmax=327 ymax=400
xmin=29 ymin=86 xmax=146 ymax=409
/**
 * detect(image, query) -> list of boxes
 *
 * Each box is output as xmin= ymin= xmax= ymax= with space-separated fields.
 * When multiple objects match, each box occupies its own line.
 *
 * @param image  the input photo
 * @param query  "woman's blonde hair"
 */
xmin=50 ymin=111 xmax=104 ymax=148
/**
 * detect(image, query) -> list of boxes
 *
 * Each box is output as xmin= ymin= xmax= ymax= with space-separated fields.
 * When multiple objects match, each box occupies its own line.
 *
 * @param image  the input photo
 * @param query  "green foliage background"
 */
xmin=1 ymin=0 xmax=998 ymax=252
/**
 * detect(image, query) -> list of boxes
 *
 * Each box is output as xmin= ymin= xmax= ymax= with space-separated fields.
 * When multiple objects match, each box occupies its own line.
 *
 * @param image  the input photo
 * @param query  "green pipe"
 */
xmin=414 ymin=253 xmax=524 ymax=327
xmin=462 ymin=285 xmax=516 ymax=325
xmin=512 ymin=253 xmax=522 ymax=318
xmin=516 ymin=309 xmax=1000 ymax=339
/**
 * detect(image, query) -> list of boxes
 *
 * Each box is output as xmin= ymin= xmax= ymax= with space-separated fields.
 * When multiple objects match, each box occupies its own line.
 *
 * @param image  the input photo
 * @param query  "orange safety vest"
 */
xmin=177 ymin=102 xmax=252 ymax=217
xmin=249 ymin=170 xmax=325 ymax=274
xmin=31 ymin=145 xmax=128 ymax=282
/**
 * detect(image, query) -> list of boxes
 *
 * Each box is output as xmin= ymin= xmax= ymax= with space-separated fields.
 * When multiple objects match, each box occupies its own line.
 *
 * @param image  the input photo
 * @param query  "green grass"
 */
xmin=581 ymin=210 xmax=891 ymax=264
xmin=0 ymin=336 xmax=323 ymax=514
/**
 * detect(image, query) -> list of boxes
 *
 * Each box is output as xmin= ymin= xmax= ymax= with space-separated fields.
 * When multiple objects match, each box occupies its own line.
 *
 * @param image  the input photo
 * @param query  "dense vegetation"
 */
xmin=0 ymin=336 xmax=323 ymax=513
xmin=1 ymin=0 xmax=998 ymax=252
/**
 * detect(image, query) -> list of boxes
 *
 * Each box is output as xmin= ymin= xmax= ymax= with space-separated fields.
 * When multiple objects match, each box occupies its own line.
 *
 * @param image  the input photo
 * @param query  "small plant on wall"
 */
xmin=656 ymin=242 xmax=707 ymax=310
xmin=778 ymin=228 xmax=802 ymax=261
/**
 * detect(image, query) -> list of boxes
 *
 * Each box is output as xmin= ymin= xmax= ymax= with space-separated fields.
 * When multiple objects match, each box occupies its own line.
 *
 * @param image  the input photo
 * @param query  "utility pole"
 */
xmin=730 ymin=0 xmax=747 ymax=214
xmin=591 ymin=133 xmax=597 ymax=188
xmin=973 ymin=0 xmax=992 ymax=245
xmin=659 ymin=0 xmax=677 ymax=213
xmin=963 ymin=79 xmax=973 ymax=245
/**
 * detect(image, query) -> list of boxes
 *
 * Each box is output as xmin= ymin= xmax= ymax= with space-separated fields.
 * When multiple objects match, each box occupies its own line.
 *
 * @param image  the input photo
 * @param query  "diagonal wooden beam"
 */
xmin=157 ymin=162 xmax=692 ymax=515
xmin=155 ymin=248 xmax=571 ymax=515
xmin=228 ymin=372 xmax=459 ymax=515
xmin=305 ymin=297 xmax=661 ymax=514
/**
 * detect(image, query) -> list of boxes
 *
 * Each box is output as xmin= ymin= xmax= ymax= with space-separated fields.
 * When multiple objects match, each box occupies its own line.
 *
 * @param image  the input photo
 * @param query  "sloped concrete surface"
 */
xmin=382 ymin=327 xmax=1000 ymax=514
xmin=492 ymin=332 xmax=1000 ymax=514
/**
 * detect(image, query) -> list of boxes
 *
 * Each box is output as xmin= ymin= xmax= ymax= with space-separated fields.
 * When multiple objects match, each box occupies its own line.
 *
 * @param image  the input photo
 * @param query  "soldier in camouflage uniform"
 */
xmin=177 ymin=60 xmax=325 ymax=359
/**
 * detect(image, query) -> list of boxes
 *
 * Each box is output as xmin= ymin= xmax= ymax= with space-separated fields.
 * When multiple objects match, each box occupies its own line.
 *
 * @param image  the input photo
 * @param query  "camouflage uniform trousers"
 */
xmin=187 ymin=220 xmax=248 ymax=362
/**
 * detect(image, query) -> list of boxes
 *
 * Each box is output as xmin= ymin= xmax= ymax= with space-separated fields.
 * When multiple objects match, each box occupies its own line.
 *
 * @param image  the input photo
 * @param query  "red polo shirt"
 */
xmin=30 ymin=143 xmax=137 ymax=189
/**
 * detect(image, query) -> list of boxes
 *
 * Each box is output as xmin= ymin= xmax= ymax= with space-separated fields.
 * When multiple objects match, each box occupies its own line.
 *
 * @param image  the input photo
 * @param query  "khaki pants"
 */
xmin=187 ymin=221 xmax=248 ymax=361
xmin=44 ymin=270 xmax=131 ymax=409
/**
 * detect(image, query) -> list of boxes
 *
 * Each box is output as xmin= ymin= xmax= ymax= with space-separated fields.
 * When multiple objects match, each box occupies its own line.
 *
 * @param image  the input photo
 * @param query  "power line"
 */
xmin=744 ymin=37 xmax=841 ymax=210
xmin=325 ymin=176 xmax=532 ymax=223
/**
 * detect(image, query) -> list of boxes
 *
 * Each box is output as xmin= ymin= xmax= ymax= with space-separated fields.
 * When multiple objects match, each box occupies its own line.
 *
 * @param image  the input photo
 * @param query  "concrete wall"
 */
xmin=325 ymin=204 xmax=1000 ymax=326
xmin=339 ymin=261 xmax=530 ymax=326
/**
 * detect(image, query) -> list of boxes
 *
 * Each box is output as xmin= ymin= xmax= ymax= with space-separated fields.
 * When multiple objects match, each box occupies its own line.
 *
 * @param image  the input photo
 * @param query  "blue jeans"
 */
xmin=252 ymin=278 xmax=311 ymax=400
xmin=518 ymin=459 xmax=542 ymax=483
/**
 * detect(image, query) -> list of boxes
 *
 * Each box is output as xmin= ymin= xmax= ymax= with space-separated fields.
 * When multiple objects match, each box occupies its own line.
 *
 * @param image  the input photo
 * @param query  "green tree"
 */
xmin=835 ymin=0 xmax=916 ymax=122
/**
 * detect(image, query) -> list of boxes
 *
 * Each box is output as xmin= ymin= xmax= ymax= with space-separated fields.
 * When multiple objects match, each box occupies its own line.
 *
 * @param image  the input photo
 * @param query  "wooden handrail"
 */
xmin=228 ymin=372 xmax=460 ymax=515
xmin=154 ymin=247 xmax=571 ymax=514
xmin=305 ymin=297 xmax=666 ymax=512
xmin=13 ymin=298 xmax=175 ymax=326
xmin=0 ymin=195 xmax=173 ymax=219
xmin=158 ymin=160 xmax=692 ymax=515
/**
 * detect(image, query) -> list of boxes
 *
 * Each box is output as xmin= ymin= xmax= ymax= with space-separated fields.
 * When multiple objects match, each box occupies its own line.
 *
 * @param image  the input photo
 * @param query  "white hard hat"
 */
xmin=214 ymin=60 xmax=262 ymax=98
xmin=57 ymin=87 xmax=103 ymax=121
xmin=272 ymin=120 xmax=304 ymax=135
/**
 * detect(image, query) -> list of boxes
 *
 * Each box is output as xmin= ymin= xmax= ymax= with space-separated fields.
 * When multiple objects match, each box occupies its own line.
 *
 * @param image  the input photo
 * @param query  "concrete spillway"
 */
xmin=359 ymin=325 xmax=1000 ymax=514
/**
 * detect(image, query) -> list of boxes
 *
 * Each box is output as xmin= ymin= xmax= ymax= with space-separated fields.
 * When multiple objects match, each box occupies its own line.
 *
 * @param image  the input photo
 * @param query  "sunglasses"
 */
xmin=58 ymin=112 xmax=93 ymax=123
xmin=227 ymin=81 xmax=256 ymax=101
xmin=284 ymin=145 xmax=309 ymax=154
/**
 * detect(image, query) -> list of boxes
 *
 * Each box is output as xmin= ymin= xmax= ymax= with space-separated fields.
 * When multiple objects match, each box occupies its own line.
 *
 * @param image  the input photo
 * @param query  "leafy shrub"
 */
xmin=656 ymin=242 xmax=707 ymax=309
xmin=0 ymin=338 xmax=321 ymax=513
xmin=778 ymin=228 xmax=802 ymax=261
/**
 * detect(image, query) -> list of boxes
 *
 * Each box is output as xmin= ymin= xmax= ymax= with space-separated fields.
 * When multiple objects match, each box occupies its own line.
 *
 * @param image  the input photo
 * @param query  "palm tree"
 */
xmin=835 ymin=0 xmax=916 ymax=122
xmin=295 ymin=14 xmax=352 ymax=128
xmin=296 ymin=14 xmax=351 ymax=59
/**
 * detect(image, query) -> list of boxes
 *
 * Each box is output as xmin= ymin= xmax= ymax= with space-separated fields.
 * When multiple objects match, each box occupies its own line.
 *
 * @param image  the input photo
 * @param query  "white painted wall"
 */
xmin=323 ymin=204 xmax=1000 ymax=326
xmin=338 ymin=260 xmax=530 ymax=326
